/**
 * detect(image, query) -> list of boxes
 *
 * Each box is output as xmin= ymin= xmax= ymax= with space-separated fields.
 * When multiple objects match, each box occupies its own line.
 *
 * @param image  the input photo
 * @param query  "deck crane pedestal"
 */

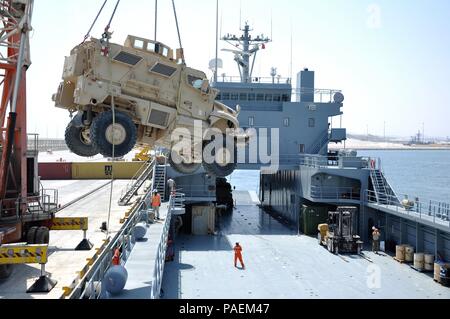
xmin=0 ymin=1 xmax=91 ymax=289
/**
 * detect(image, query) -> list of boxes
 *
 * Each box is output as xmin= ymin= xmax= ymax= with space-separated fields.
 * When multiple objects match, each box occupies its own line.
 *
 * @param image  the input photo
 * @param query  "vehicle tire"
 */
xmin=202 ymin=134 xmax=237 ymax=177
xmin=0 ymin=265 xmax=13 ymax=280
xmin=65 ymin=122 xmax=99 ymax=157
xmin=168 ymin=151 xmax=202 ymax=175
xmin=26 ymin=226 xmax=39 ymax=244
xmin=318 ymin=233 xmax=322 ymax=246
xmin=35 ymin=227 xmax=50 ymax=244
xmin=334 ymin=245 xmax=339 ymax=255
xmin=91 ymin=111 xmax=137 ymax=158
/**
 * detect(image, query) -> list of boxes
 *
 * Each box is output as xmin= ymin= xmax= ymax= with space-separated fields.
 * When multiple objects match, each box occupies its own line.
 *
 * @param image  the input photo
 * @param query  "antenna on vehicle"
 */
xmin=154 ymin=0 xmax=158 ymax=41
xmin=214 ymin=0 xmax=219 ymax=83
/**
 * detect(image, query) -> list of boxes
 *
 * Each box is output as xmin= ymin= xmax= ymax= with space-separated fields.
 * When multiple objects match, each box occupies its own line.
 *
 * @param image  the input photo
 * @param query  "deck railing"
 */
xmin=150 ymin=192 xmax=185 ymax=299
xmin=311 ymin=186 xmax=361 ymax=201
xmin=366 ymin=190 xmax=450 ymax=228
xmin=75 ymin=190 xmax=153 ymax=299
xmin=299 ymin=154 xmax=379 ymax=170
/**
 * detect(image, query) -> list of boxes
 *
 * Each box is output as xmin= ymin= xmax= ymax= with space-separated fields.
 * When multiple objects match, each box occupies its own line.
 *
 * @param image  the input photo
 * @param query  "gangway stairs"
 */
xmin=370 ymin=169 xmax=400 ymax=205
xmin=118 ymin=160 xmax=155 ymax=206
xmin=152 ymin=162 xmax=167 ymax=200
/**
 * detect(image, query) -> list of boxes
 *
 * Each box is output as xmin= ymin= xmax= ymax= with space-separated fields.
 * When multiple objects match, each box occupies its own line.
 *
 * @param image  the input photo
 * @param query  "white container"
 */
xmin=405 ymin=246 xmax=414 ymax=262
xmin=396 ymin=245 xmax=405 ymax=261
xmin=424 ymin=254 xmax=435 ymax=264
xmin=414 ymin=253 xmax=425 ymax=270
xmin=425 ymin=262 xmax=434 ymax=271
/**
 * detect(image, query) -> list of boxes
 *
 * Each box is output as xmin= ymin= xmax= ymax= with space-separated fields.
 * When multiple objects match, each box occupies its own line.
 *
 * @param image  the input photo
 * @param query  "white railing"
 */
xmin=74 ymin=190 xmax=153 ymax=299
xmin=175 ymin=185 xmax=215 ymax=198
xmin=292 ymin=88 xmax=342 ymax=103
xmin=299 ymin=154 xmax=379 ymax=170
xmin=311 ymin=186 xmax=361 ymax=201
xmin=366 ymin=190 xmax=450 ymax=229
xmin=214 ymin=75 xmax=292 ymax=85
xmin=118 ymin=160 xmax=154 ymax=204
xmin=149 ymin=192 xmax=185 ymax=299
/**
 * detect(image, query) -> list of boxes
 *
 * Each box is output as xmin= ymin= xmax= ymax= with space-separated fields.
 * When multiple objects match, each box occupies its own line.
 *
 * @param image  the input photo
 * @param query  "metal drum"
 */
xmin=414 ymin=253 xmax=424 ymax=270
xmin=424 ymin=254 xmax=435 ymax=271
xmin=396 ymin=245 xmax=405 ymax=261
xmin=404 ymin=246 xmax=414 ymax=262
xmin=434 ymin=263 xmax=442 ymax=282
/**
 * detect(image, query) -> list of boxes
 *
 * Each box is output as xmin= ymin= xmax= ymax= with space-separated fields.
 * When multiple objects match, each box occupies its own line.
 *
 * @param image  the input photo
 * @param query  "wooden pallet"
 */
xmin=410 ymin=265 xmax=433 ymax=273
xmin=393 ymin=257 xmax=410 ymax=264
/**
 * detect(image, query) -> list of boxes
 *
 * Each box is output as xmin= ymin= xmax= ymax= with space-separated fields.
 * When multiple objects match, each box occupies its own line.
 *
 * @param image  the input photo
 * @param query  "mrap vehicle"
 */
xmin=53 ymin=35 xmax=241 ymax=177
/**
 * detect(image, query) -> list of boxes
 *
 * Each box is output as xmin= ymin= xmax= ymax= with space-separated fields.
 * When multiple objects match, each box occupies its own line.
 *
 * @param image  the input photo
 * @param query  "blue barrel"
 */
xmin=133 ymin=222 xmax=147 ymax=240
xmin=104 ymin=265 xmax=128 ymax=295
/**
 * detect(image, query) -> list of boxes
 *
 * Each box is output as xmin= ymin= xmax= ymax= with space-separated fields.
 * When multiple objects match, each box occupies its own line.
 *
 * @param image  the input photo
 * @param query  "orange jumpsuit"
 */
xmin=234 ymin=245 xmax=245 ymax=268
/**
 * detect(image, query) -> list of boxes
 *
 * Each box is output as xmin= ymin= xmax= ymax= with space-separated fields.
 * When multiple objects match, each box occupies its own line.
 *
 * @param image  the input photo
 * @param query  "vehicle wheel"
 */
xmin=91 ymin=111 xmax=137 ymax=158
xmin=26 ymin=226 xmax=39 ymax=244
xmin=0 ymin=265 xmax=13 ymax=280
xmin=168 ymin=151 xmax=202 ymax=175
xmin=35 ymin=227 xmax=50 ymax=244
xmin=65 ymin=122 xmax=99 ymax=157
xmin=334 ymin=245 xmax=339 ymax=255
xmin=202 ymin=134 xmax=237 ymax=177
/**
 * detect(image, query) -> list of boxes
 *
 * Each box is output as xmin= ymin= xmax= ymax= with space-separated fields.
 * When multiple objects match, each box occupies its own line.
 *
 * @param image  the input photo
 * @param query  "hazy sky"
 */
xmin=24 ymin=0 xmax=450 ymax=138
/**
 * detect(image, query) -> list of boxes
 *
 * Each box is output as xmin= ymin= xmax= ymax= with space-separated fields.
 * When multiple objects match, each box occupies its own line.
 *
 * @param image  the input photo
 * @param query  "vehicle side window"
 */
xmin=188 ymin=75 xmax=203 ymax=89
xmin=147 ymin=42 xmax=156 ymax=52
xmin=134 ymin=39 xmax=144 ymax=50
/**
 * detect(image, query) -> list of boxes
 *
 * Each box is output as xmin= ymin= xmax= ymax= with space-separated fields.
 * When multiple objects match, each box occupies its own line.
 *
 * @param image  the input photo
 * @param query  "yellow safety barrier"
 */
xmin=0 ymin=244 xmax=48 ymax=265
xmin=51 ymin=217 xmax=88 ymax=231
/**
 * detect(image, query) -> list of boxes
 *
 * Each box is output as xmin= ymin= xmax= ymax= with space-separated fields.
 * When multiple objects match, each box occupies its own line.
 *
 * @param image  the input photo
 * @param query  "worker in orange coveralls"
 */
xmin=234 ymin=243 xmax=245 ymax=269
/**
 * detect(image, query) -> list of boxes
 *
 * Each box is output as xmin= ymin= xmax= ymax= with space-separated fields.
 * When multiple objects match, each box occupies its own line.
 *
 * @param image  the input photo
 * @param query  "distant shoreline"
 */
xmin=330 ymin=147 xmax=450 ymax=151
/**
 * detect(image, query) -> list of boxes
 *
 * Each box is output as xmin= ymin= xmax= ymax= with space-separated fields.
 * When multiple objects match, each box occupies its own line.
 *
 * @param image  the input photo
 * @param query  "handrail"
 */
xmin=175 ymin=185 xmax=215 ymax=198
xmin=149 ymin=192 xmax=185 ymax=299
xmin=119 ymin=159 xmax=155 ymax=202
xmin=310 ymin=185 xmax=361 ymax=201
xmin=366 ymin=190 xmax=450 ymax=228
xmin=74 ymin=191 xmax=153 ymax=299
xmin=214 ymin=75 xmax=292 ymax=85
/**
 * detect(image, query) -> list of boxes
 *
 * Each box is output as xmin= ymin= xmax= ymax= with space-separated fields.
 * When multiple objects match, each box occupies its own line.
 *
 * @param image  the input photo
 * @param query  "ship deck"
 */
xmin=0 ymin=179 xmax=143 ymax=299
xmin=161 ymin=191 xmax=450 ymax=299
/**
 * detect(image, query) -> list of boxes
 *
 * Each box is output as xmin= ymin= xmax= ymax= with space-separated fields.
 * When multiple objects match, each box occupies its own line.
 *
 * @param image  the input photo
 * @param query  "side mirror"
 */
xmin=235 ymin=104 xmax=241 ymax=115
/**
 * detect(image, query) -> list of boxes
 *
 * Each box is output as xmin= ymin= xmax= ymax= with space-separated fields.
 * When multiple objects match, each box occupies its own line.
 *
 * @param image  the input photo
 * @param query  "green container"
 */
xmin=302 ymin=206 xmax=329 ymax=236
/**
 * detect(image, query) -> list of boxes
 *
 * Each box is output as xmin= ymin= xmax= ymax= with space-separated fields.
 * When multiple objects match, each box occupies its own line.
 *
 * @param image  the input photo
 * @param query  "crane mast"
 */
xmin=0 ymin=0 xmax=33 ymax=215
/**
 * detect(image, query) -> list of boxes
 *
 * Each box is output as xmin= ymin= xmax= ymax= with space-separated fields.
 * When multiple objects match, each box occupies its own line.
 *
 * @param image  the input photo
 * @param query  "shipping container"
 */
xmin=38 ymin=162 xmax=73 ymax=180
xmin=71 ymin=162 xmax=145 ymax=179
xmin=301 ymin=205 xmax=329 ymax=236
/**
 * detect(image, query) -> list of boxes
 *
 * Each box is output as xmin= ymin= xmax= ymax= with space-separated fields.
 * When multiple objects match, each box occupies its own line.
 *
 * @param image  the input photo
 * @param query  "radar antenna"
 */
xmin=222 ymin=23 xmax=271 ymax=83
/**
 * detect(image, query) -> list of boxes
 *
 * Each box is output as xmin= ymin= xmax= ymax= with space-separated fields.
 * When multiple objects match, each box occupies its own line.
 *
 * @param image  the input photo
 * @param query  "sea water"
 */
xmin=228 ymin=150 xmax=450 ymax=204
xmin=359 ymin=150 xmax=450 ymax=203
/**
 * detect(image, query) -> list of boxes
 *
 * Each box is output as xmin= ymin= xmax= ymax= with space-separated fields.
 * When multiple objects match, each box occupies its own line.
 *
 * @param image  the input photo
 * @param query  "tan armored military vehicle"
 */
xmin=53 ymin=35 xmax=240 ymax=177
